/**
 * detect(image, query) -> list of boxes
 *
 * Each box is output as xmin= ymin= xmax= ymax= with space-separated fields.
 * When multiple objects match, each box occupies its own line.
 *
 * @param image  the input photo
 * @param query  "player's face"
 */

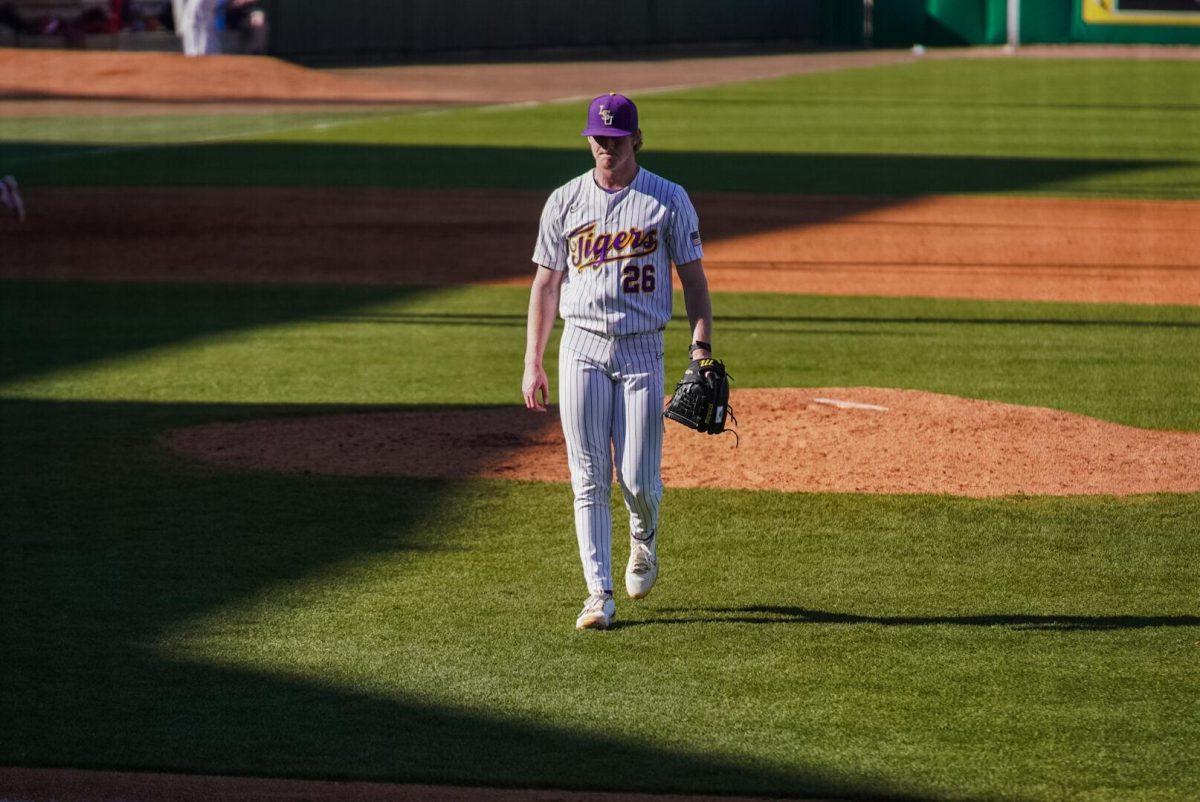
xmin=589 ymin=134 xmax=636 ymax=172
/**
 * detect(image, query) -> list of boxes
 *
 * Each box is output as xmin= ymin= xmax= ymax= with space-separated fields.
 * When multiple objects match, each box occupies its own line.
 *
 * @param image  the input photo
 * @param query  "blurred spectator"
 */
xmin=0 ymin=2 xmax=86 ymax=46
xmin=225 ymin=0 xmax=265 ymax=54
xmin=1 ymin=0 xmax=162 ymax=44
xmin=171 ymin=0 xmax=219 ymax=55
xmin=75 ymin=0 xmax=134 ymax=34
xmin=0 ymin=0 xmax=257 ymax=51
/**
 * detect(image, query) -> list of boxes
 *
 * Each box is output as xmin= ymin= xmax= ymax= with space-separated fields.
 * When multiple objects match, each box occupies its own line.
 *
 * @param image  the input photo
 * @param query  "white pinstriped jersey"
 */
xmin=533 ymin=167 xmax=704 ymax=337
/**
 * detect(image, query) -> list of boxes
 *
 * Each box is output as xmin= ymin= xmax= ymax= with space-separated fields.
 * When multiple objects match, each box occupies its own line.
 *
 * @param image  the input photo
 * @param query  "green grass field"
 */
xmin=2 ymin=56 xmax=1199 ymax=800
xmin=4 ymin=58 xmax=1200 ymax=197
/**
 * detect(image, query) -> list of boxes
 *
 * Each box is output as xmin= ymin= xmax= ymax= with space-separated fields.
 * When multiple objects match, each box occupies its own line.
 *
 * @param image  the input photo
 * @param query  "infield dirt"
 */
xmin=162 ymin=388 xmax=1200 ymax=498
xmin=7 ymin=187 xmax=1200 ymax=305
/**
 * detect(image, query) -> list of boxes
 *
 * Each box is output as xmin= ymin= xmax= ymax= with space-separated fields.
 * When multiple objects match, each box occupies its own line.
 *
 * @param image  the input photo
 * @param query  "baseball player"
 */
xmin=522 ymin=92 xmax=715 ymax=631
xmin=171 ymin=0 xmax=220 ymax=55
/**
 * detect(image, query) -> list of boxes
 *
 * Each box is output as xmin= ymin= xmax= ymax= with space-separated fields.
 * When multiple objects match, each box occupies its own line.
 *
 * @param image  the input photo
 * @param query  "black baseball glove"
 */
xmin=664 ymin=357 xmax=737 ymax=440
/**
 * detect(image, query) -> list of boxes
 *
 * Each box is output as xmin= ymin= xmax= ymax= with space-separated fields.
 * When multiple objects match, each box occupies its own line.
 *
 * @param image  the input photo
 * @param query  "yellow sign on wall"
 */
xmin=1083 ymin=0 xmax=1200 ymax=26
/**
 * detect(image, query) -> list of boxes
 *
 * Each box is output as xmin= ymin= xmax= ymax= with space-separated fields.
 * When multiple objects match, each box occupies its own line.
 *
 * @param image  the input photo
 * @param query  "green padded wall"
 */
xmin=1015 ymin=0 xmax=1200 ymax=44
xmin=1019 ymin=0 xmax=1072 ymax=43
xmin=925 ymin=0 xmax=987 ymax=45
xmin=873 ymin=0 xmax=1006 ymax=47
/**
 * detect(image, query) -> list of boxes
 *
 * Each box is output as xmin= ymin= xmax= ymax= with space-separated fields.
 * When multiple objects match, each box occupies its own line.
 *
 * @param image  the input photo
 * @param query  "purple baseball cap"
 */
xmin=581 ymin=92 xmax=638 ymax=138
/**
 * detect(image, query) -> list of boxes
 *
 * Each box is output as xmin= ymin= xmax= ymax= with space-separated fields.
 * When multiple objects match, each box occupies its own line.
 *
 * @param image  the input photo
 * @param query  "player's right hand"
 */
xmin=523 ymin=363 xmax=550 ymax=412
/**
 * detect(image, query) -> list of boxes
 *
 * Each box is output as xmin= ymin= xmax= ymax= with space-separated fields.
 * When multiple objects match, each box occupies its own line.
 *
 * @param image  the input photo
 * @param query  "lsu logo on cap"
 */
xmin=599 ymin=106 xmax=614 ymax=125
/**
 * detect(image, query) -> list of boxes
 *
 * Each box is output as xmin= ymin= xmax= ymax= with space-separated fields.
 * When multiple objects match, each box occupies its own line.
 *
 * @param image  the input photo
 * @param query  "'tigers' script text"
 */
xmin=568 ymin=222 xmax=659 ymax=270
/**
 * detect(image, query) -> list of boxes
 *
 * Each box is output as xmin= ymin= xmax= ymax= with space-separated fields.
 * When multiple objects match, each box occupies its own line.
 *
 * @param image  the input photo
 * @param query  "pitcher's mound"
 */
xmin=161 ymin=388 xmax=1200 ymax=497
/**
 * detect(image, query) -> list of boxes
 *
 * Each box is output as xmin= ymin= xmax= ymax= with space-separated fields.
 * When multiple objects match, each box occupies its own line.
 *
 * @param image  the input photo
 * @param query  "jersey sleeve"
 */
xmin=532 ymin=190 xmax=568 ymax=271
xmin=666 ymin=186 xmax=704 ymax=266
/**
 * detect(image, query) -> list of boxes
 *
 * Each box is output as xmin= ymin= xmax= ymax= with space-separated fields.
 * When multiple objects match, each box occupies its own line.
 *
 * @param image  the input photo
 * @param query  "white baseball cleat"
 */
xmin=1 ymin=176 xmax=25 ymax=224
xmin=575 ymin=592 xmax=616 ymax=630
xmin=625 ymin=532 xmax=658 ymax=599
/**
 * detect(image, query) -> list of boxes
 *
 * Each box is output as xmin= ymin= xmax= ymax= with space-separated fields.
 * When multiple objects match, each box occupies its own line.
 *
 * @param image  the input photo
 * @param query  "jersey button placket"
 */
xmin=606 ymin=188 xmax=630 ymax=338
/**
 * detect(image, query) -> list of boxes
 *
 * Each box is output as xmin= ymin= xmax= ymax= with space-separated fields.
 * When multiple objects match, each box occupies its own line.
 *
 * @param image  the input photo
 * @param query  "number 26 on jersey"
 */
xmin=621 ymin=263 xmax=655 ymax=293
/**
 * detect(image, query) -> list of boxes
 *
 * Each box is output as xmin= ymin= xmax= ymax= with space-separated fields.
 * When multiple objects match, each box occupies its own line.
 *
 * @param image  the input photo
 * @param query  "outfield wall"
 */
xmin=873 ymin=0 xmax=1200 ymax=46
xmin=873 ymin=0 xmax=1006 ymax=47
xmin=261 ymin=0 xmax=834 ymax=62
xmin=1068 ymin=0 xmax=1200 ymax=44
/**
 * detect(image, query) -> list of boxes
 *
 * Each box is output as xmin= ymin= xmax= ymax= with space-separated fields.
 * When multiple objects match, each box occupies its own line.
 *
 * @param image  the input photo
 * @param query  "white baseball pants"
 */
xmin=174 ymin=0 xmax=221 ymax=56
xmin=558 ymin=324 xmax=665 ymax=595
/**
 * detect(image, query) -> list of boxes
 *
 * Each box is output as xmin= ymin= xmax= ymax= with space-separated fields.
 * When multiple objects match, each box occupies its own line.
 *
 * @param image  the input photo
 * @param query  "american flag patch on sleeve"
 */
xmin=690 ymin=230 xmax=702 ymax=247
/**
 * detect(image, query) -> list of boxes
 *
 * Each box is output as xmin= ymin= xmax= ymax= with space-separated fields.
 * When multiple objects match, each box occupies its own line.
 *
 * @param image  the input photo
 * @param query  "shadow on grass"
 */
xmin=0 ymin=398 xmax=943 ymax=799
xmin=635 ymin=606 xmax=1200 ymax=632
xmin=9 ymin=648 xmax=913 ymax=798
xmin=4 ymin=280 xmax=1191 ymax=388
xmin=5 ymin=141 xmax=1169 ymax=199
xmin=0 ymin=282 xmax=427 ymax=385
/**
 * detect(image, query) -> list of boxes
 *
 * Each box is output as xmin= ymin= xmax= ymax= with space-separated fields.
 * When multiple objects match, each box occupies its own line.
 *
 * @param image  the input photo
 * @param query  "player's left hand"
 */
xmin=664 ymin=357 xmax=736 ymax=439
xmin=523 ymin=362 xmax=550 ymax=412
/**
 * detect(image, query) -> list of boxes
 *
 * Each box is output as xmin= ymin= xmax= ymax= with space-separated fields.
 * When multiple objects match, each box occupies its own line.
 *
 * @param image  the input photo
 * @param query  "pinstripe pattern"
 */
xmin=535 ymin=166 xmax=700 ymax=596
xmin=533 ymin=168 xmax=704 ymax=336
xmin=559 ymin=325 xmax=665 ymax=595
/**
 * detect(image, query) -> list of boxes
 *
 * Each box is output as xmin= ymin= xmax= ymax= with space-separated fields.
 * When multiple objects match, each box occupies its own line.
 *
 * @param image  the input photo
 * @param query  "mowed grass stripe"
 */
xmin=2 ymin=282 xmax=1198 ymax=431
xmin=296 ymin=59 xmax=1200 ymax=161
xmin=4 ymin=58 xmax=1200 ymax=198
